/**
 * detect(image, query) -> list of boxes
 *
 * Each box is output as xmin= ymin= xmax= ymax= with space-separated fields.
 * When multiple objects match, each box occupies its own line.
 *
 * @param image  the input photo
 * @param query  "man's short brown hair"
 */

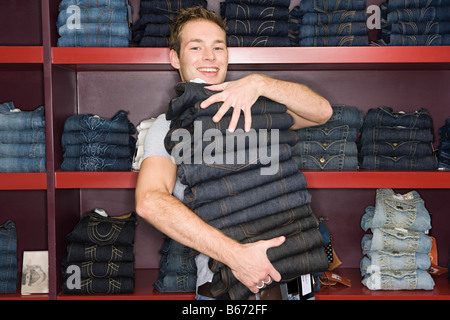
xmin=169 ymin=6 xmax=227 ymax=55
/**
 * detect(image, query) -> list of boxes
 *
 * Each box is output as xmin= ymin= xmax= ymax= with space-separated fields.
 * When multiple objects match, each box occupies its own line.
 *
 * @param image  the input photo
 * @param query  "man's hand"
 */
xmin=200 ymin=74 xmax=262 ymax=133
xmin=227 ymin=236 xmax=285 ymax=293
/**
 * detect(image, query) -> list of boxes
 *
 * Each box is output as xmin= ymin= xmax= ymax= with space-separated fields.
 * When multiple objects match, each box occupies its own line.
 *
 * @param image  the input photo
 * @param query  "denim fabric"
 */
xmin=56 ymin=7 xmax=129 ymax=27
xmin=177 ymin=143 xmax=292 ymax=186
xmin=184 ymin=159 xmax=300 ymax=208
xmin=389 ymin=21 xmax=450 ymax=35
xmin=302 ymin=10 xmax=368 ymax=24
xmin=65 ymin=243 xmax=135 ymax=262
xmin=438 ymin=118 xmax=450 ymax=169
xmin=0 ymin=101 xmax=15 ymax=113
xmin=62 ymin=277 xmax=134 ymax=294
xmin=362 ymin=269 xmax=434 ymax=290
xmin=0 ymin=143 xmax=46 ymax=158
xmin=361 ymin=228 xmax=432 ymax=254
xmin=360 ymin=127 xmax=434 ymax=144
xmin=223 ymin=3 xmax=289 ymax=20
xmin=61 ymin=156 xmax=132 ymax=171
xmin=141 ymin=23 xmax=171 ymax=37
xmin=387 ymin=33 xmax=450 ymax=45
xmin=299 ymin=35 xmax=369 ymax=46
xmin=65 ymin=210 xmax=137 ymax=246
xmin=386 ymin=6 xmax=450 ymax=24
xmin=226 ymin=19 xmax=289 ymax=37
xmin=62 ymin=131 xmax=133 ymax=145
xmin=62 ymin=261 xmax=135 ymax=278
xmin=153 ymin=271 xmax=197 ymax=292
xmin=224 ymin=0 xmax=291 ymax=6
xmin=360 ymin=251 xmax=431 ymax=275
xmin=296 ymin=125 xmax=358 ymax=141
xmin=360 ymin=190 xmax=431 ymax=232
xmin=64 ymin=110 xmax=135 ymax=133
xmin=360 ymin=141 xmax=434 ymax=157
xmin=193 ymin=171 xmax=307 ymax=221
xmin=293 ymin=154 xmax=358 ymax=170
xmin=361 ymin=155 xmax=438 ymax=170
xmin=0 ymin=158 xmax=46 ymax=173
xmin=58 ymin=35 xmax=129 ymax=47
xmin=0 ymin=105 xmax=45 ymax=130
xmin=0 ymin=129 xmax=45 ymax=144
xmin=299 ymin=22 xmax=368 ymax=38
xmin=298 ymin=0 xmax=367 ymax=14
xmin=63 ymin=142 xmax=134 ymax=158
xmin=59 ymin=0 xmax=129 ymax=9
xmin=362 ymin=107 xmax=433 ymax=129
xmin=139 ymin=0 xmax=207 ymax=14
xmin=387 ymin=0 xmax=450 ymax=9
xmin=227 ymin=35 xmax=291 ymax=46
xmin=208 ymin=189 xmax=311 ymax=229
xmin=58 ymin=22 xmax=131 ymax=38
xmin=292 ymin=140 xmax=358 ymax=156
xmin=0 ymin=220 xmax=18 ymax=294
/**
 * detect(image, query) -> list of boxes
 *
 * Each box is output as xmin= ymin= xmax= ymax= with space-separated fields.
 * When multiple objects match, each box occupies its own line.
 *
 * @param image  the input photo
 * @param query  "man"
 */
xmin=135 ymin=7 xmax=332 ymax=299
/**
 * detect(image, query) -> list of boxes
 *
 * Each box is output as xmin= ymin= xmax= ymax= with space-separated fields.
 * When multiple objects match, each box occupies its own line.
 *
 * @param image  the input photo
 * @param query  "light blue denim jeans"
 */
xmin=57 ymin=35 xmax=129 ymax=47
xmin=58 ymin=0 xmax=129 ymax=9
xmin=0 ymin=157 xmax=46 ymax=173
xmin=57 ymin=7 xmax=129 ymax=27
xmin=0 ymin=143 xmax=46 ymax=158
xmin=362 ymin=269 xmax=435 ymax=290
xmin=0 ymin=104 xmax=45 ymax=130
xmin=58 ymin=22 xmax=131 ymax=39
xmin=0 ymin=129 xmax=45 ymax=144
xmin=360 ymin=251 xmax=431 ymax=276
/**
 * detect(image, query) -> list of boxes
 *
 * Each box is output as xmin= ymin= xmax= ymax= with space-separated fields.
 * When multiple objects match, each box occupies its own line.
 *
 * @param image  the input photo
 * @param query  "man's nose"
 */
xmin=202 ymin=48 xmax=215 ymax=60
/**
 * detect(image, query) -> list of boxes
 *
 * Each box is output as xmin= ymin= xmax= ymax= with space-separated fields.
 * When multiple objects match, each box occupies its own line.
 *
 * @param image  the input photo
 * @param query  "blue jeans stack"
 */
xmin=291 ymin=0 xmax=369 ymax=47
xmin=132 ymin=0 xmax=207 ymax=47
xmin=220 ymin=0 xmax=291 ymax=47
xmin=358 ymin=107 xmax=437 ymax=170
xmin=292 ymin=105 xmax=363 ymax=170
xmin=61 ymin=110 xmax=136 ymax=171
xmin=437 ymin=117 xmax=450 ymax=169
xmin=162 ymin=81 xmax=329 ymax=299
xmin=0 ymin=220 xmax=18 ymax=294
xmin=0 ymin=101 xmax=46 ymax=173
xmin=56 ymin=0 xmax=132 ymax=47
xmin=62 ymin=209 xmax=136 ymax=294
xmin=360 ymin=189 xmax=435 ymax=290
xmin=378 ymin=0 xmax=450 ymax=45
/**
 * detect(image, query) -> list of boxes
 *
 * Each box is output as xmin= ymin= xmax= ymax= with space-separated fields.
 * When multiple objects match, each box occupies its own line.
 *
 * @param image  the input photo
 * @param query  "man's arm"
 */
xmin=201 ymin=73 xmax=333 ymax=132
xmin=135 ymin=156 xmax=285 ymax=293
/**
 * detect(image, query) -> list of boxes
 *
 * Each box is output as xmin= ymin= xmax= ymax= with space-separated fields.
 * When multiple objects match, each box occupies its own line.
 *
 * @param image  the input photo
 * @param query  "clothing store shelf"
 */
xmin=53 ymin=170 xmax=450 ymax=189
xmin=57 ymin=268 xmax=195 ymax=300
xmin=0 ymin=46 xmax=43 ymax=64
xmin=0 ymin=173 xmax=47 ymax=190
xmin=315 ymin=268 xmax=450 ymax=300
xmin=51 ymin=46 xmax=450 ymax=71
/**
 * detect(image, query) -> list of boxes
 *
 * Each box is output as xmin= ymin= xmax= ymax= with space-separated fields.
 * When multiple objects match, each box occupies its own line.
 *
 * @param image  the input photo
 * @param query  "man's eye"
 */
xmin=190 ymin=47 xmax=200 ymax=50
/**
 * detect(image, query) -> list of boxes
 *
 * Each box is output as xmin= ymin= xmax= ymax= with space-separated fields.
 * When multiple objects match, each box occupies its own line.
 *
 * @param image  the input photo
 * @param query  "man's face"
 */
xmin=170 ymin=19 xmax=228 ymax=84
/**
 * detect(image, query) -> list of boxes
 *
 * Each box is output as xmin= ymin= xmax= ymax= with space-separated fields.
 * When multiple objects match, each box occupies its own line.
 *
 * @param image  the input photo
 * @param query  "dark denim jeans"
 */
xmin=360 ymin=155 xmax=438 ymax=170
xmin=323 ymin=105 xmax=364 ymax=130
xmin=387 ymin=0 xmax=450 ymax=9
xmin=184 ymin=159 xmax=300 ymax=209
xmin=226 ymin=19 xmax=289 ymax=37
xmin=299 ymin=35 xmax=369 ymax=46
xmin=360 ymin=127 xmax=434 ymax=144
xmin=292 ymin=140 xmax=358 ymax=156
xmin=388 ymin=34 xmax=450 ymax=45
xmin=65 ymin=210 xmax=137 ymax=246
xmin=293 ymin=154 xmax=359 ymax=170
xmin=62 ymin=276 xmax=134 ymax=294
xmin=0 ymin=220 xmax=17 ymax=294
xmin=362 ymin=107 xmax=433 ymax=130
xmin=62 ymin=261 xmax=134 ymax=278
xmin=0 ymin=129 xmax=45 ymax=144
xmin=302 ymin=10 xmax=368 ymax=25
xmin=386 ymin=6 xmax=450 ymax=24
xmin=62 ymin=131 xmax=133 ymax=145
xmin=61 ymin=156 xmax=132 ymax=171
xmin=65 ymin=242 xmax=135 ymax=262
xmin=227 ymin=35 xmax=291 ymax=46
xmin=389 ymin=21 xmax=450 ymax=35
xmin=299 ymin=22 xmax=368 ymax=38
xmin=63 ymin=110 xmax=135 ymax=133
xmin=138 ymin=36 xmax=169 ymax=47
xmin=63 ymin=142 xmax=134 ymax=158
xmin=360 ymin=141 xmax=434 ymax=157
xmin=139 ymin=0 xmax=207 ymax=14
xmin=296 ymin=125 xmax=358 ymax=141
xmin=223 ymin=3 xmax=289 ymax=20
xmin=298 ymin=0 xmax=367 ymax=14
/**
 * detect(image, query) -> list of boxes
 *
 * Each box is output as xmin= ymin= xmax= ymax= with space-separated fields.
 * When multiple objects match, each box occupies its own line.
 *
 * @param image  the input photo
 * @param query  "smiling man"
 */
xmin=135 ymin=6 xmax=332 ymax=300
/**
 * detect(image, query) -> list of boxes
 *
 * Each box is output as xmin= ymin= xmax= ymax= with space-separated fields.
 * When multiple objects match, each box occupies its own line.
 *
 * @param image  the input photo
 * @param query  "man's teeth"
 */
xmin=198 ymin=68 xmax=217 ymax=72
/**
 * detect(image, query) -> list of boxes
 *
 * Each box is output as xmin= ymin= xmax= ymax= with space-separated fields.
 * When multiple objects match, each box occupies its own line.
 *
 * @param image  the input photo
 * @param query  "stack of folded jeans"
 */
xmin=132 ymin=0 xmax=207 ymax=47
xmin=221 ymin=0 xmax=291 ymax=47
xmin=62 ymin=208 xmax=136 ymax=294
xmin=0 ymin=220 xmax=18 ymax=294
xmin=437 ymin=117 xmax=450 ymax=169
xmin=153 ymin=237 xmax=197 ymax=292
xmin=295 ymin=0 xmax=369 ymax=46
xmin=292 ymin=105 xmax=363 ymax=170
xmin=360 ymin=188 xmax=435 ymax=290
xmin=288 ymin=5 xmax=302 ymax=46
xmin=378 ymin=0 xmax=450 ymax=46
xmin=358 ymin=107 xmax=437 ymax=170
xmin=56 ymin=0 xmax=132 ymax=47
xmin=0 ymin=101 xmax=46 ymax=173
xmin=163 ymin=81 xmax=329 ymax=299
xmin=61 ymin=110 xmax=136 ymax=171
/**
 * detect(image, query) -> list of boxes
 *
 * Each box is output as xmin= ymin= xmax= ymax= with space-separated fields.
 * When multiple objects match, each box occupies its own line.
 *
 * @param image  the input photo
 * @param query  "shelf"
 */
xmin=57 ymin=268 xmax=195 ymax=300
xmin=315 ymin=268 xmax=450 ymax=300
xmin=0 ymin=173 xmax=47 ymax=190
xmin=51 ymin=46 xmax=450 ymax=71
xmin=54 ymin=170 xmax=450 ymax=189
xmin=0 ymin=46 xmax=43 ymax=64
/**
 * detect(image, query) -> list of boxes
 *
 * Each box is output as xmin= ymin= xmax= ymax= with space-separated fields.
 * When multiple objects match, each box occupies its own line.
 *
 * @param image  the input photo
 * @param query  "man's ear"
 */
xmin=169 ymin=49 xmax=180 ymax=70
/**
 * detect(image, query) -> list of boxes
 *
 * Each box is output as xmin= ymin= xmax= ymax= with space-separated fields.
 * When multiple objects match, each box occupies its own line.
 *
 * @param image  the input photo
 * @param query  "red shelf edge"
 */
xmin=0 ymin=173 xmax=47 ymax=190
xmin=0 ymin=46 xmax=43 ymax=63
xmin=55 ymin=171 xmax=138 ymax=189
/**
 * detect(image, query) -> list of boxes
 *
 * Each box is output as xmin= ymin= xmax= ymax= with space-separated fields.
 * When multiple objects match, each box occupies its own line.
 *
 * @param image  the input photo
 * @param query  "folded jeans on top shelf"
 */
xmin=58 ymin=0 xmax=129 ymax=10
xmin=57 ymin=7 xmax=129 ymax=27
xmin=361 ymin=228 xmax=432 ymax=254
xmin=298 ymin=0 xmax=367 ymax=14
xmin=0 ymin=105 xmax=45 ymax=131
xmin=362 ymin=107 xmax=433 ymax=129
xmin=58 ymin=22 xmax=131 ymax=39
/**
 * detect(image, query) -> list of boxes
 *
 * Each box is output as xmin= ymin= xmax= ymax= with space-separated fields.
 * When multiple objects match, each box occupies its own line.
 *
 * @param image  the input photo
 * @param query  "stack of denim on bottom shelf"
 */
xmin=360 ymin=189 xmax=435 ymax=290
xmin=162 ymin=81 xmax=329 ymax=299
xmin=292 ymin=105 xmax=363 ymax=170
xmin=220 ymin=0 xmax=291 ymax=47
xmin=0 ymin=220 xmax=18 ymax=294
xmin=132 ymin=0 xmax=207 ymax=47
xmin=62 ymin=209 xmax=136 ymax=294
xmin=437 ymin=117 xmax=450 ymax=169
xmin=61 ymin=110 xmax=136 ymax=171
xmin=358 ymin=106 xmax=437 ymax=170
xmin=292 ymin=0 xmax=369 ymax=47
xmin=0 ymin=101 xmax=46 ymax=172
xmin=378 ymin=0 xmax=450 ymax=46
xmin=56 ymin=0 xmax=132 ymax=47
